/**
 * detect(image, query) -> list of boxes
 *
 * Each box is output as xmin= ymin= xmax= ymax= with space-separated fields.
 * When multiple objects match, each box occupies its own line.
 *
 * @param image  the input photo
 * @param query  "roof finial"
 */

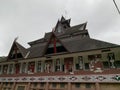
xmin=61 ymin=16 xmax=66 ymax=22
xmin=14 ymin=36 xmax=19 ymax=42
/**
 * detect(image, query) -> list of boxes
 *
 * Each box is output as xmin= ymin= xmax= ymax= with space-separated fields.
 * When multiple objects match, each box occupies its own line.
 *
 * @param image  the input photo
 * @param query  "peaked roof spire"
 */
xmin=61 ymin=16 xmax=66 ymax=22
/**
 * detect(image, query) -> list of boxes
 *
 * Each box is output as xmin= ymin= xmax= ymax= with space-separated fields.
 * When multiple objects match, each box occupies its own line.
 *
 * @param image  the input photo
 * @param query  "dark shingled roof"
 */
xmin=26 ymin=21 xmax=120 ymax=58
xmin=28 ymin=22 xmax=88 ymax=46
xmin=60 ymin=36 xmax=119 ymax=52
xmin=27 ymin=42 xmax=47 ymax=58
xmin=7 ymin=17 xmax=120 ymax=59
xmin=26 ymin=34 xmax=119 ymax=58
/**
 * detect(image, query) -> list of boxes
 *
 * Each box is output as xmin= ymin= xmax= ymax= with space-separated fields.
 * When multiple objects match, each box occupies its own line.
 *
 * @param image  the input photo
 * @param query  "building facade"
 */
xmin=0 ymin=16 xmax=120 ymax=90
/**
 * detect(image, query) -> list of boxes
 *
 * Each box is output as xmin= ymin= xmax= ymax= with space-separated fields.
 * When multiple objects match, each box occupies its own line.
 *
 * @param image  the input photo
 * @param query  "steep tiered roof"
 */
xmin=7 ymin=16 xmax=119 ymax=60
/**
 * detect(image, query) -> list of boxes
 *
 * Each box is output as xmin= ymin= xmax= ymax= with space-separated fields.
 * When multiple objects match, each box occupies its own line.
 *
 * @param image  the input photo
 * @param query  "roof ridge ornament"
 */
xmin=14 ymin=36 xmax=19 ymax=42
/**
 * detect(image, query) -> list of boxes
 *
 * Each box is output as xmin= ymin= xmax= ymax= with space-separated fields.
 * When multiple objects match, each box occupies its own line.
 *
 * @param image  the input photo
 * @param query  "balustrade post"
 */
xmin=95 ymin=82 xmax=100 ymax=90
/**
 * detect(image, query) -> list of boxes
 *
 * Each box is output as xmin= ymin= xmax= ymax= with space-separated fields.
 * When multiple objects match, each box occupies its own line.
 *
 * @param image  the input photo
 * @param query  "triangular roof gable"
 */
xmin=43 ymin=32 xmax=69 ymax=55
xmin=7 ymin=40 xmax=26 ymax=60
xmin=61 ymin=16 xmax=71 ymax=24
xmin=54 ymin=16 xmax=71 ymax=33
xmin=61 ymin=16 xmax=66 ymax=22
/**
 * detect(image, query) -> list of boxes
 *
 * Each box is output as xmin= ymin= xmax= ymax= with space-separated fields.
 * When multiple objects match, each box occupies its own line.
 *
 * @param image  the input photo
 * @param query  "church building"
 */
xmin=0 ymin=16 xmax=120 ymax=90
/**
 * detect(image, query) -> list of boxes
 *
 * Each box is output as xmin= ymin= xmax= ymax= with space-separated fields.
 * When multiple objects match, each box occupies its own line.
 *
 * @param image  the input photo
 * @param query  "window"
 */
xmin=85 ymin=63 xmax=89 ymax=70
xmin=8 ymin=88 xmax=11 ymax=90
xmin=75 ymin=83 xmax=80 ymax=88
xmin=76 ymin=56 xmax=83 ymax=70
xmin=22 ymin=63 xmax=26 ymax=73
xmin=37 ymin=61 xmax=41 ymax=72
xmin=10 ymin=82 xmax=13 ymax=86
xmin=108 ymin=53 xmax=115 ymax=68
xmin=55 ymin=59 xmax=61 ymax=71
xmin=85 ymin=83 xmax=91 ymax=88
xmin=3 ymin=65 xmax=8 ymax=74
xmin=60 ymin=83 xmax=65 ymax=88
xmin=52 ymin=83 xmax=57 ymax=88
xmin=103 ymin=61 xmax=109 ymax=69
xmin=88 ymin=54 xmax=102 ymax=70
xmin=33 ymin=83 xmax=37 ymax=87
xmin=28 ymin=62 xmax=35 ymax=73
xmin=9 ymin=64 xmax=13 ymax=74
xmin=15 ymin=63 xmax=20 ymax=74
xmin=5 ymin=82 xmax=8 ymax=86
xmin=17 ymin=86 xmax=25 ymax=90
xmin=45 ymin=60 xmax=52 ymax=73
xmin=40 ymin=82 xmax=45 ymax=87
xmin=64 ymin=57 xmax=73 ymax=73
xmin=115 ymin=61 xmax=120 ymax=68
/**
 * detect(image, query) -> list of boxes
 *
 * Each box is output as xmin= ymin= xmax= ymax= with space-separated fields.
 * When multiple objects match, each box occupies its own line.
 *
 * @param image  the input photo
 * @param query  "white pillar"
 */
xmin=0 ymin=65 xmax=3 ymax=74
xmin=68 ymin=82 xmax=71 ymax=90
xmin=11 ymin=64 xmax=14 ymax=74
xmin=7 ymin=64 xmax=10 ymax=74
xmin=35 ymin=61 xmax=37 ymax=73
xmin=13 ymin=64 xmax=15 ymax=74
xmin=95 ymin=82 xmax=100 ymax=90
xmin=41 ymin=61 xmax=43 ymax=72
xmin=20 ymin=62 xmax=22 ymax=74
xmin=45 ymin=82 xmax=49 ymax=90
xmin=25 ymin=62 xmax=28 ymax=73
xmin=52 ymin=59 xmax=55 ymax=72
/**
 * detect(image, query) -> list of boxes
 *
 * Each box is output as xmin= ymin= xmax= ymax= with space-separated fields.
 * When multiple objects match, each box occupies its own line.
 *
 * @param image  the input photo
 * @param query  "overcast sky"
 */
xmin=0 ymin=0 xmax=120 ymax=56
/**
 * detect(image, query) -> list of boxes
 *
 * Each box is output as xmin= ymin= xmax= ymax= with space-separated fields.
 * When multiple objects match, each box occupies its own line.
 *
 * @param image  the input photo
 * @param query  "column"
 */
xmin=45 ymin=82 xmax=49 ymax=90
xmin=0 ymin=82 xmax=3 ymax=90
xmin=0 ymin=65 xmax=3 ymax=74
xmin=20 ymin=62 xmax=22 ymax=74
xmin=41 ymin=61 xmax=44 ymax=72
xmin=27 ymin=82 xmax=31 ymax=90
xmin=35 ymin=61 xmax=37 ymax=73
xmin=61 ymin=57 xmax=64 ymax=72
xmin=25 ymin=62 xmax=28 ymax=74
xmin=7 ymin=64 xmax=10 ymax=74
xmin=12 ymin=82 xmax=16 ymax=90
xmin=53 ymin=59 xmax=55 ymax=72
xmin=73 ymin=57 xmax=76 ymax=71
xmin=11 ymin=64 xmax=14 ymax=74
xmin=13 ymin=64 xmax=15 ymax=74
xmin=95 ymin=82 xmax=100 ymax=90
xmin=83 ymin=56 xmax=85 ymax=70
xmin=68 ymin=82 xmax=71 ymax=90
